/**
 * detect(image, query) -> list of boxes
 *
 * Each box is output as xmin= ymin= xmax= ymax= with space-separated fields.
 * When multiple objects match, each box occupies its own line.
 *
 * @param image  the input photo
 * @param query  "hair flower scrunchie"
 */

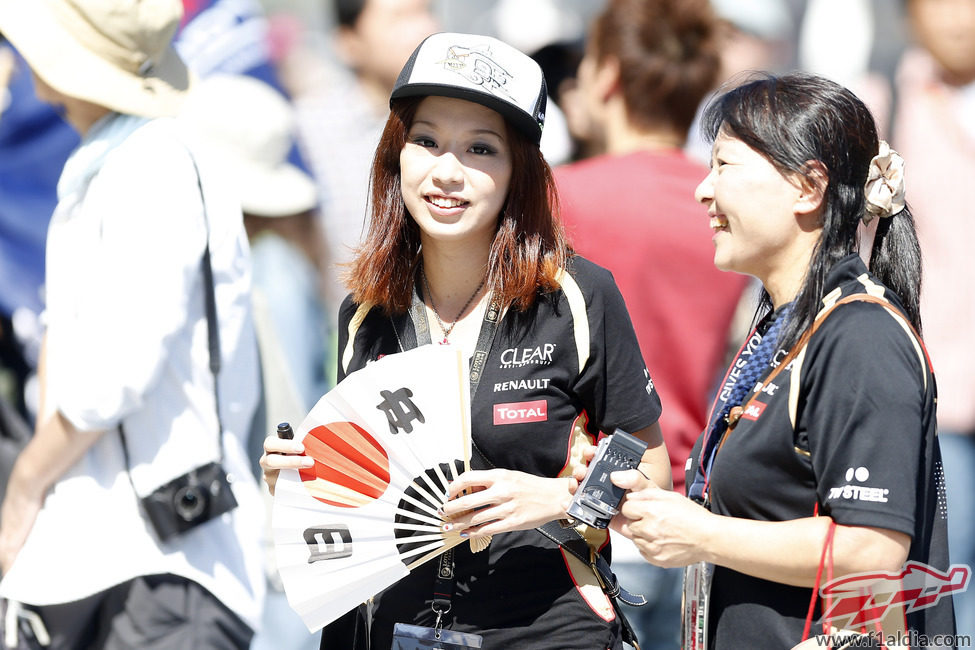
xmin=863 ymin=140 xmax=906 ymax=223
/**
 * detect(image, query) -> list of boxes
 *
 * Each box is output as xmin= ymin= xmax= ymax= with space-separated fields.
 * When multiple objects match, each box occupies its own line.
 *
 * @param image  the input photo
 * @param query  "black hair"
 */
xmin=700 ymin=71 xmax=922 ymax=349
xmin=333 ymin=0 xmax=366 ymax=29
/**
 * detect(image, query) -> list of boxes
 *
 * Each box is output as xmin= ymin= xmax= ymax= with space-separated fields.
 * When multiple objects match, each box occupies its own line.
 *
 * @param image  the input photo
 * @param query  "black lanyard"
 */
xmin=687 ymin=303 xmax=793 ymax=506
xmin=391 ymin=284 xmax=503 ymax=633
xmin=394 ymin=285 xmax=502 ymax=399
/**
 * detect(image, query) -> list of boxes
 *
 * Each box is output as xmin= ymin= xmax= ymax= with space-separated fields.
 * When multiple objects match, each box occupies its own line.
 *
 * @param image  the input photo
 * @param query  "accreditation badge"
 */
xmin=391 ymin=623 xmax=483 ymax=649
xmin=682 ymin=561 xmax=713 ymax=650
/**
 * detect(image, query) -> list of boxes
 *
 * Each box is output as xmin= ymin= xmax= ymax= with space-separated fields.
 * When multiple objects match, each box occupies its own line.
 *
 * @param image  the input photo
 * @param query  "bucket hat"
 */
xmin=391 ymin=32 xmax=547 ymax=144
xmin=180 ymin=74 xmax=318 ymax=218
xmin=0 ymin=0 xmax=192 ymax=117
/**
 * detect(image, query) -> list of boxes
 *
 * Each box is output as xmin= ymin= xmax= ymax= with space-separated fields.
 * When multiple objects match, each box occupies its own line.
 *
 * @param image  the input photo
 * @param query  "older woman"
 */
xmin=607 ymin=72 xmax=955 ymax=649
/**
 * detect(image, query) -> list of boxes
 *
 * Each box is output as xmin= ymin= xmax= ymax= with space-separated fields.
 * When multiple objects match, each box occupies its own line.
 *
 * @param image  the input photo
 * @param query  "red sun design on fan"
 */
xmin=299 ymin=422 xmax=391 ymax=508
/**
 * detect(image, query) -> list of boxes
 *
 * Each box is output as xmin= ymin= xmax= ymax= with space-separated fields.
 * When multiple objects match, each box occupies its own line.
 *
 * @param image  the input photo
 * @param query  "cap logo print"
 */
xmin=439 ymin=43 xmax=514 ymax=101
xmin=391 ymin=32 xmax=547 ymax=143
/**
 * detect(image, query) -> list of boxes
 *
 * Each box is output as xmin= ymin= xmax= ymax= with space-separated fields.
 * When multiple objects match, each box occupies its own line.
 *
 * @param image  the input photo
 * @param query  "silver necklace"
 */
xmin=421 ymin=268 xmax=486 ymax=344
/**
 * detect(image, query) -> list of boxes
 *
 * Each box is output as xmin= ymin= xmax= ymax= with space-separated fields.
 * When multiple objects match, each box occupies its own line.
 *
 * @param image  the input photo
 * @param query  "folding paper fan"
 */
xmin=272 ymin=345 xmax=473 ymax=632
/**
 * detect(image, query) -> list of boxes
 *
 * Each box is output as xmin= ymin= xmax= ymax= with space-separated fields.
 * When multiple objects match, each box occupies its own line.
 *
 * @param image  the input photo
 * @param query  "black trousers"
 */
xmin=24 ymin=574 xmax=253 ymax=650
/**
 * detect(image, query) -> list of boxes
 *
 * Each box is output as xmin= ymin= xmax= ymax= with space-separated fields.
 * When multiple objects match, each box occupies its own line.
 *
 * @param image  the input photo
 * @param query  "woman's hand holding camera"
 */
xmin=608 ymin=469 xmax=717 ymax=568
xmin=570 ymin=441 xmax=716 ymax=568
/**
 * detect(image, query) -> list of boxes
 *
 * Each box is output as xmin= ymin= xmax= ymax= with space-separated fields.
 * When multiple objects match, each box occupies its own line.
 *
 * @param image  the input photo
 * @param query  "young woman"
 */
xmin=605 ymin=72 xmax=955 ymax=649
xmin=261 ymin=32 xmax=670 ymax=649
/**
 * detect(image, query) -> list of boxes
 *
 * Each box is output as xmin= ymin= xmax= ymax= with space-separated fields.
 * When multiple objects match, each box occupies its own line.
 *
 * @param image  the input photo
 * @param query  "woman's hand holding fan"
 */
xmin=441 ymin=469 xmax=578 ymax=537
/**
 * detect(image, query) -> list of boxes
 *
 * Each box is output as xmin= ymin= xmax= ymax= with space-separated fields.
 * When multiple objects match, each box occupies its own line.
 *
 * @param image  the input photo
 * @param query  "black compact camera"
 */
xmin=567 ymin=429 xmax=648 ymax=529
xmin=141 ymin=461 xmax=238 ymax=542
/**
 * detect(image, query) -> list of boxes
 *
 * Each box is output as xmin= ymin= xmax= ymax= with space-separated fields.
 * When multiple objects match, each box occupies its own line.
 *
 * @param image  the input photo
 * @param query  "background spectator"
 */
xmin=554 ymin=1 xmax=748 ymax=647
xmin=288 ymin=0 xmax=439 ymax=306
xmin=0 ymin=0 xmax=312 ymax=427
xmin=181 ymin=73 xmax=330 ymax=420
xmin=0 ymin=0 xmax=266 ymax=646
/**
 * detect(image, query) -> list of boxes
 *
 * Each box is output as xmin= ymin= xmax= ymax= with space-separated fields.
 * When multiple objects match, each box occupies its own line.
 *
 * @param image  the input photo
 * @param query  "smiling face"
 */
xmin=695 ymin=128 xmax=822 ymax=294
xmin=400 ymin=95 xmax=513 ymax=251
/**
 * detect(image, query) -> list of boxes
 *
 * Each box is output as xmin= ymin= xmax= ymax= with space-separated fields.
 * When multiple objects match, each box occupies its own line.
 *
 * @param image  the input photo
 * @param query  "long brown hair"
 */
xmin=344 ymin=95 xmax=569 ymax=313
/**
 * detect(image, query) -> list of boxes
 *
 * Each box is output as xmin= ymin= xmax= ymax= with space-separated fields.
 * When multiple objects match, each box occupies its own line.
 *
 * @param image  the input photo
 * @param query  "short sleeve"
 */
xmin=570 ymin=259 xmax=662 ymax=435
xmin=800 ymin=302 xmax=928 ymax=536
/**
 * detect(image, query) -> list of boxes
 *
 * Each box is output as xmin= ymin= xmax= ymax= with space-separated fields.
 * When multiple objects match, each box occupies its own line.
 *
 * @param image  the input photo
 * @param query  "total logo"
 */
xmin=827 ymin=466 xmax=890 ymax=503
xmin=493 ymin=400 xmax=548 ymax=425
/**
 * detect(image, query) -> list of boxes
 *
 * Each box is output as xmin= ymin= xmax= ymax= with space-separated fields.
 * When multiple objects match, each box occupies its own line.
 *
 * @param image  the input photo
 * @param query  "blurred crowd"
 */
xmin=0 ymin=0 xmax=972 ymax=647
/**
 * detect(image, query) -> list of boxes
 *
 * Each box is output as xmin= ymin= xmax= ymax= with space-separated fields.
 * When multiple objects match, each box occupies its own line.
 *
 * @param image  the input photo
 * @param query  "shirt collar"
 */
xmin=57 ymin=112 xmax=150 ymax=200
xmin=821 ymin=252 xmax=911 ymax=316
xmin=822 ymin=253 xmax=869 ymax=295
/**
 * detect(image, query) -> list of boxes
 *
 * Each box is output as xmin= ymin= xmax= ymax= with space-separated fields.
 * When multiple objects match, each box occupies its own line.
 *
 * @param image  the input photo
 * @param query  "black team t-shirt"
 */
xmin=685 ymin=254 xmax=954 ymax=650
xmin=332 ymin=255 xmax=662 ymax=650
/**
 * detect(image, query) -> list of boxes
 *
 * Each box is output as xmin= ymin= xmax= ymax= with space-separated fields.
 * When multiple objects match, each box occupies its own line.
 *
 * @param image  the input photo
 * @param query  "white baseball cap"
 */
xmin=390 ymin=32 xmax=547 ymax=144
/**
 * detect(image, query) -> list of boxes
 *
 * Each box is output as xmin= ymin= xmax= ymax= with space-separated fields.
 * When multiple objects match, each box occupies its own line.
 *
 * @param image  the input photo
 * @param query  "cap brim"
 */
xmin=390 ymin=32 xmax=546 ymax=145
xmin=391 ymin=82 xmax=541 ymax=144
xmin=0 ymin=0 xmax=192 ymax=117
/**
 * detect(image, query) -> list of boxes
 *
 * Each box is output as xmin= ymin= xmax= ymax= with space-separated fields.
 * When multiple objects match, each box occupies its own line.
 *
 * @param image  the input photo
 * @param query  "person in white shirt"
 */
xmin=0 ymin=0 xmax=265 ymax=647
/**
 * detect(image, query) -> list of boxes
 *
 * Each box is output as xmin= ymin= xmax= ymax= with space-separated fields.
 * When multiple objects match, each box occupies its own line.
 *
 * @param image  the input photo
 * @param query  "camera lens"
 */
xmin=174 ymin=485 xmax=208 ymax=522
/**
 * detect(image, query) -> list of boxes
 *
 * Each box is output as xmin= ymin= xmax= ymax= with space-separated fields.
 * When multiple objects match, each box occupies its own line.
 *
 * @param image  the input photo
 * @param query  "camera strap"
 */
xmin=469 ymin=443 xmax=644 ymax=650
xmin=118 ymin=149 xmax=225 ymax=481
